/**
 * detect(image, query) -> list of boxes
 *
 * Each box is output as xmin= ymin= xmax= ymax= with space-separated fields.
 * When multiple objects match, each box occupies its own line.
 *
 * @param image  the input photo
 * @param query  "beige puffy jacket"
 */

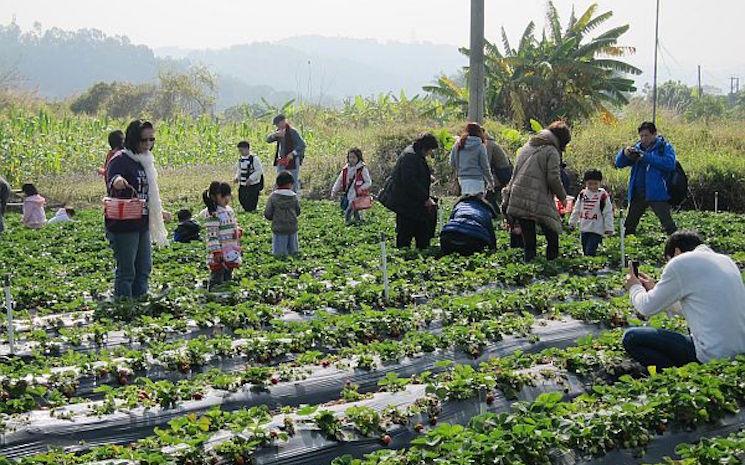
xmin=502 ymin=130 xmax=567 ymax=233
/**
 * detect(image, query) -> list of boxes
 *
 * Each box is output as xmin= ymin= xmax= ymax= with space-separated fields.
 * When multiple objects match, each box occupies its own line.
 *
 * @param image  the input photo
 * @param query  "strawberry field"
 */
xmin=1 ymin=202 xmax=745 ymax=465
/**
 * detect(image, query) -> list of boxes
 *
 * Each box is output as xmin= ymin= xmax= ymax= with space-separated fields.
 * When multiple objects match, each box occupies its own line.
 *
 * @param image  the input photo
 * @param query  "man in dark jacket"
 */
xmin=388 ymin=133 xmax=440 ymax=249
xmin=440 ymin=195 xmax=497 ymax=256
xmin=615 ymin=121 xmax=677 ymax=235
xmin=266 ymin=114 xmax=306 ymax=194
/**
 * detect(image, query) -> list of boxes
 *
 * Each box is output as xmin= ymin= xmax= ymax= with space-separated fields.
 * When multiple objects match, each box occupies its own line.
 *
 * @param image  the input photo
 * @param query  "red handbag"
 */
xmin=104 ymin=188 xmax=145 ymax=220
xmin=352 ymin=193 xmax=373 ymax=211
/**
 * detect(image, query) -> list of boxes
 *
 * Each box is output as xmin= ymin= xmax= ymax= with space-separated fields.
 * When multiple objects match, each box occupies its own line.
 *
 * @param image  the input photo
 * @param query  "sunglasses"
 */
xmin=140 ymin=137 xmax=156 ymax=143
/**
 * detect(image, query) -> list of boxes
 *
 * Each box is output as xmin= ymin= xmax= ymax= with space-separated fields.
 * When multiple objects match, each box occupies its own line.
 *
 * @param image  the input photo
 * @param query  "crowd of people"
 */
xmin=2 ymin=115 xmax=744 ymax=371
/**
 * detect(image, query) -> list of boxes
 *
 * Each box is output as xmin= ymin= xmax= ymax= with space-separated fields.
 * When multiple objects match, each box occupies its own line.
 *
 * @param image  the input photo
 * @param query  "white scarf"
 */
xmin=125 ymin=149 xmax=169 ymax=247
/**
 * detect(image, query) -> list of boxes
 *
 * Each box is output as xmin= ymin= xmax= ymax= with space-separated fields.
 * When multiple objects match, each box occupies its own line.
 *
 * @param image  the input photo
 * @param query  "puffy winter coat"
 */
xmin=502 ymin=130 xmax=567 ymax=233
xmin=441 ymin=196 xmax=496 ymax=248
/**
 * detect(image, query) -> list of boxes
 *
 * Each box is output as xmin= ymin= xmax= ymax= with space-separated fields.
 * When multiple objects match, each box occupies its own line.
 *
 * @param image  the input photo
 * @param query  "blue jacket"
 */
xmin=441 ymin=197 xmax=496 ymax=247
xmin=615 ymin=136 xmax=676 ymax=203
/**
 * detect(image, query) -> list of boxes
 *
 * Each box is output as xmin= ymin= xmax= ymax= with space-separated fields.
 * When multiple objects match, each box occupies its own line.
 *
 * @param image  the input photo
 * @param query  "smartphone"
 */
xmin=631 ymin=260 xmax=640 ymax=277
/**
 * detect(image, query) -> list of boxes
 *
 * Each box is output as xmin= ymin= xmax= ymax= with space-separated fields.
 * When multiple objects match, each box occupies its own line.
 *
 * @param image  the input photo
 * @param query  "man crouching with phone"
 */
xmin=622 ymin=230 xmax=745 ymax=370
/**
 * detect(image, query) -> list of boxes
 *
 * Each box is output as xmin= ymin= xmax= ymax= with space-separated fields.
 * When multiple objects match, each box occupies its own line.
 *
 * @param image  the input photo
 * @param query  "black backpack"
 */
xmin=654 ymin=140 xmax=688 ymax=207
xmin=668 ymin=161 xmax=688 ymax=207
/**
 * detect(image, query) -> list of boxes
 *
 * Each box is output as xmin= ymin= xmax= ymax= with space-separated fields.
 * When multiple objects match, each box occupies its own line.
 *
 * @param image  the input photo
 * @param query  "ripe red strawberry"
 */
xmin=381 ymin=434 xmax=392 ymax=446
xmin=270 ymin=375 xmax=280 ymax=385
xmin=321 ymin=359 xmax=331 ymax=368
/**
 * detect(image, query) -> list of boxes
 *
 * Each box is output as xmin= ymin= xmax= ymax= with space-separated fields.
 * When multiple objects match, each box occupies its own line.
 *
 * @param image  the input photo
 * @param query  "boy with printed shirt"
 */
xmin=569 ymin=169 xmax=614 ymax=256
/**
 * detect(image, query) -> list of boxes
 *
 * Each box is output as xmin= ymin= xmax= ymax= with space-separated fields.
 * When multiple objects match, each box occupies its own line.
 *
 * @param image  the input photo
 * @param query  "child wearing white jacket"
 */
xmin=331 ymin=148 xmax=372 ymax=225
xmin=569 ymin=169 xmax=614 ymax=256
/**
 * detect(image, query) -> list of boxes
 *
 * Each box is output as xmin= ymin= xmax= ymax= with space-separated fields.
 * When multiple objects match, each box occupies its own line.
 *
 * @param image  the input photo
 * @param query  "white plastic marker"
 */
xmin=4 ymin=275 xmax=14 ymax=355
xmin=380 ymin=232 xmax=390 ymax=302
xmin=715 ymin=191 xmax=719 ymax=213
xmin=619 ymin=209 xmax=626 ymax=270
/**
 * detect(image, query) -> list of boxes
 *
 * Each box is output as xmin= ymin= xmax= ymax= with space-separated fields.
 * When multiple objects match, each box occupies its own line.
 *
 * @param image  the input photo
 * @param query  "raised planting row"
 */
xmin=329 ymin=354 xmax=745 ymax=465
xmin=0 ymin=319 xmax=631 ymax=459
xmin=0 ymin=276 xmax=637 ymax=416
xmin=0 ymin=271 xmax=626 ymax=359
xmin=2 ymin=326 xmax=743 ymax=465
xmin=0 ymin=315 xmax=601 ymax=455
xmin=0 ymin=311 xmax=686 ymax=457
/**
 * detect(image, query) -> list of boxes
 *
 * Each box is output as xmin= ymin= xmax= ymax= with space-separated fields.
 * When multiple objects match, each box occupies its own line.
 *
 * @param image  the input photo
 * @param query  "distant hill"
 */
xmin=164 ymin=36 xmax=465 ymax=103
xmin=0 ymin=22 xmax=161 ymax=98
xmin=0 ymin=22 xmax=464 ymax=109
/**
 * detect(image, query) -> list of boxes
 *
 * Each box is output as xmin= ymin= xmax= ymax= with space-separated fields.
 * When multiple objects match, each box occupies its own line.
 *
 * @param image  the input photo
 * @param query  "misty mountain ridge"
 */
xmin=0 ymin=22 xmax=464 ymax=109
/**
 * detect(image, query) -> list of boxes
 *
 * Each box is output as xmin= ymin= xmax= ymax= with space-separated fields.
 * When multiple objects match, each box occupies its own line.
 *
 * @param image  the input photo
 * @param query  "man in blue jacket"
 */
xmin=615 ymin=121 xmax=678 ymax=235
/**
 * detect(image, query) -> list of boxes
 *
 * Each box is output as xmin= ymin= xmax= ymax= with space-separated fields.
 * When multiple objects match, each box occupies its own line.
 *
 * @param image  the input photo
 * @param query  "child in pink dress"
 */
xmin=21 ymin=183 xmax=46 ymax=229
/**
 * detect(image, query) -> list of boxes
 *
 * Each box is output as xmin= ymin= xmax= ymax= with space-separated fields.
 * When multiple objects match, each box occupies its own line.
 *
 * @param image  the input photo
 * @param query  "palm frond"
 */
xmin=546 ymin=1 xmax=563 ymax=43
xmin=501 ymin=26 xmax=513 ymax=55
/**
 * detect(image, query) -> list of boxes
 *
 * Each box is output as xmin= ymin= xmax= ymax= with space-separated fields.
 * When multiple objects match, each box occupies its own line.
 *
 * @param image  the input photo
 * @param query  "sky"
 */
xmin=1 ymin=0 xmax=743 ymax=91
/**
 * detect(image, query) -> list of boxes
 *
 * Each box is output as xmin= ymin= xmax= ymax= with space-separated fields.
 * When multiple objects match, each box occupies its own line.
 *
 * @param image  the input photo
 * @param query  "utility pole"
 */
xmin=652 ymin=0 xmax=661 ymax=124
xmin=730 ymin=76 xmax=740 ymax=105
xmin=697 ymin=65 xmax=702 ymax=97
xmin=468 ymin=0 xmax=485 ymax=124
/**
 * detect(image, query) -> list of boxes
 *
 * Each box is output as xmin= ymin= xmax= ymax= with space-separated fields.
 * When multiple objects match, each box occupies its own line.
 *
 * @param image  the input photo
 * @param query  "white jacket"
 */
xmin=331 ymin=162 xmax=372 ymax=202
xmin=629 ymin=245 xmax=745 ymax=363
xmin=569 ymin=188 xmax=614 ymax=236
xmin=47 ymin=208 xmax=73 ymax=225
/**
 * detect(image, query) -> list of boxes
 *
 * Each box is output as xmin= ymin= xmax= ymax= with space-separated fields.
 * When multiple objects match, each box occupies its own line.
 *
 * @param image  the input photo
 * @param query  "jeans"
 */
xmin=396 ymin=213 xmax=434 ymax=250
xmin=581 ymin=232 xmax=603 ymax=256
xmin=107 ymin=230 xmax=152 ymax=299
xmin=276 ymin=165 xmax=301 ymax=193
xmin=625 ymin=194 xmax=677 ymax=235
xmin=622 ymin=327 xmax=698 ymax=369
xmin=272 ymin=232 xmax=299 ymax=256
xmin=517 ymin=218 xmax=559 ymax=262
xmin=209 ymin=267 xmax=233 ymax=289
xmin=238 ymin=184 xmax=261 ymax=212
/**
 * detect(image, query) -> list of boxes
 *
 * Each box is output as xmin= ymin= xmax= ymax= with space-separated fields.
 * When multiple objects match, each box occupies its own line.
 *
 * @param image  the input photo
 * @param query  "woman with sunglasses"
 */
xmin=105 ymin=120 xmax=171 ymax=299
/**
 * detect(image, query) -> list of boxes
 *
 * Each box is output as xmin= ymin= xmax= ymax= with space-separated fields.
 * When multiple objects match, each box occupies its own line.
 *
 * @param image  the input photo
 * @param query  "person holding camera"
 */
xmin=615 ymin=121 xmax=677 ymax=235
xmin=622 ymin=230 xmax=745 ymax=369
